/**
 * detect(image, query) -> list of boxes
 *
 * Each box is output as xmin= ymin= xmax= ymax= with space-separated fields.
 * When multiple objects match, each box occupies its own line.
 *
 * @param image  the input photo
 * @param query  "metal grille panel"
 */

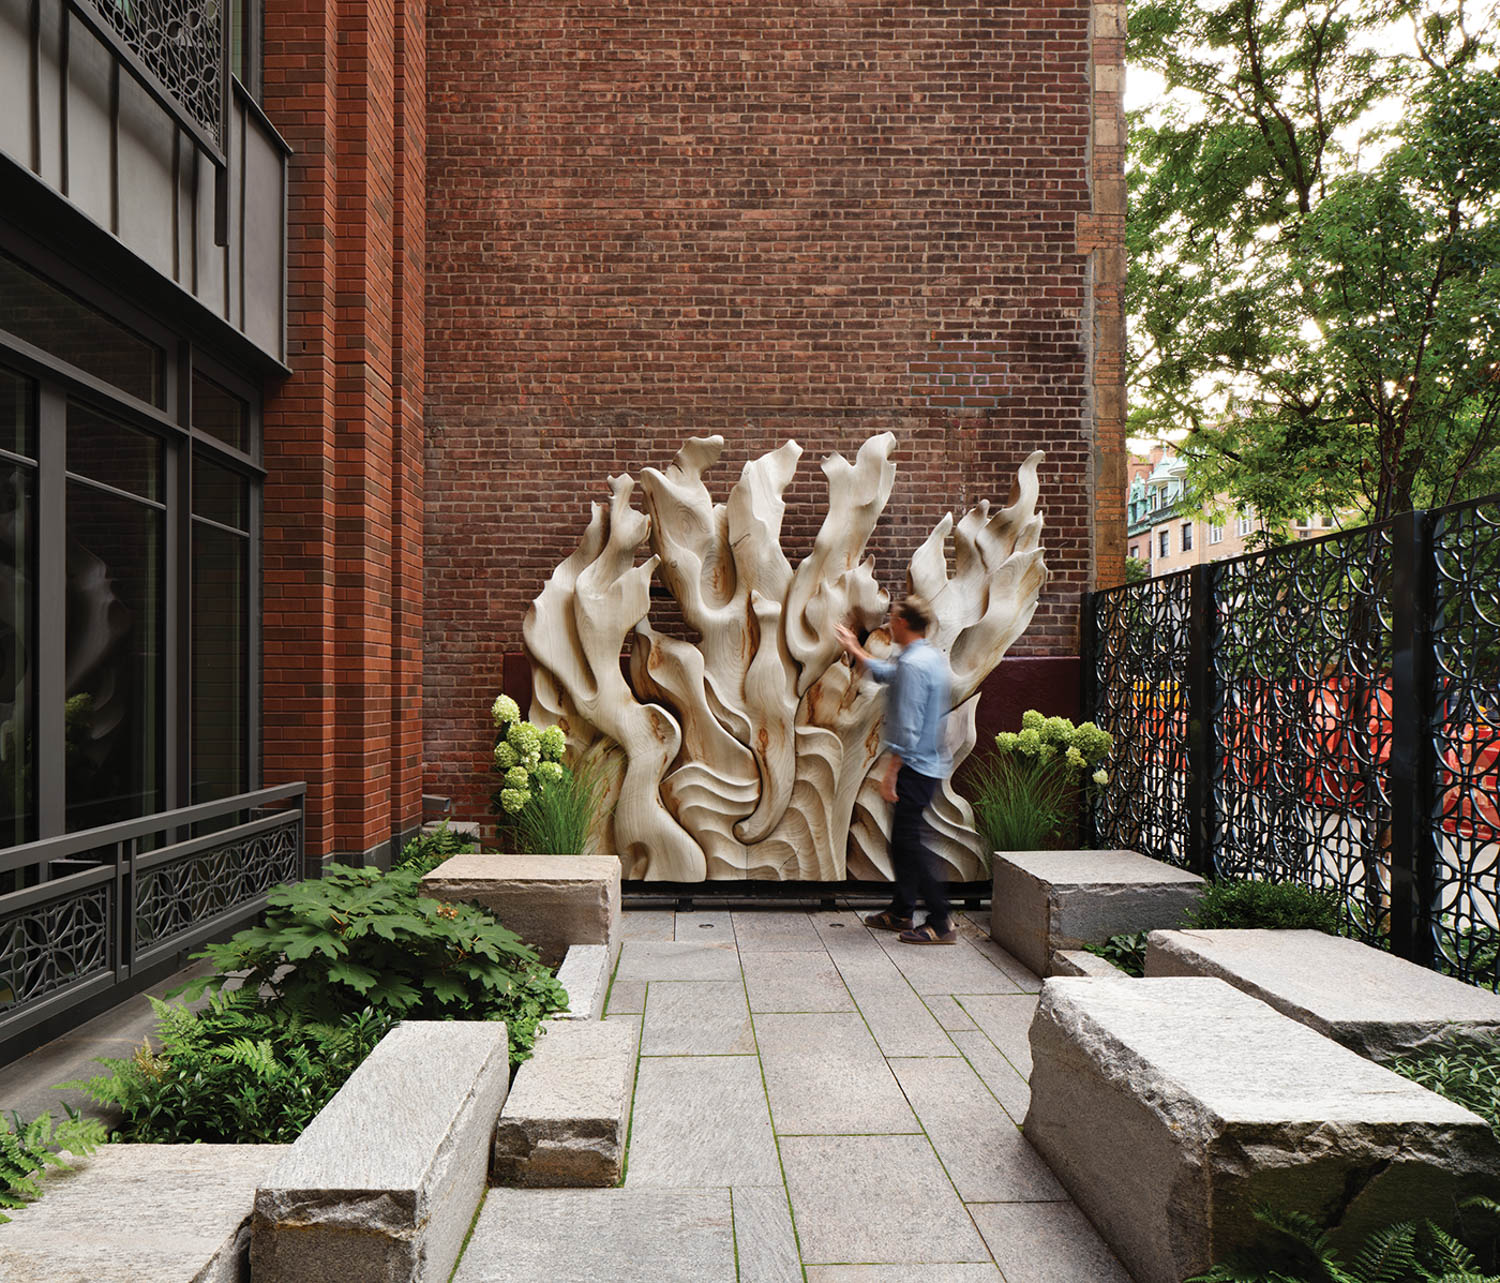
xmin=0 ymin=884 xmax=112 ymax=1012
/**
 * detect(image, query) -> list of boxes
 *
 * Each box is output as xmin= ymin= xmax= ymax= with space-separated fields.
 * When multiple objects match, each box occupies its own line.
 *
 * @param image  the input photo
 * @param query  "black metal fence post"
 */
xmin=1080 ymin=590 xmax=1099 ymax=848
xmin=1185 ymin=563 xmax=1216 ymax=878
xmin=1389 ymin=509 xmax=1436 ymax=966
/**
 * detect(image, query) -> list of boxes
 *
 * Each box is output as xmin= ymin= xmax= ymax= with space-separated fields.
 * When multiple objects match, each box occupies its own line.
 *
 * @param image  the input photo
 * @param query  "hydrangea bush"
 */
xmin=489 ymin=694 xmax=603 ymax=854
xmin=490 ymin=694 xmax=568 ymax=816
xmin=967 ymin=711 xmax=1114 ymax=858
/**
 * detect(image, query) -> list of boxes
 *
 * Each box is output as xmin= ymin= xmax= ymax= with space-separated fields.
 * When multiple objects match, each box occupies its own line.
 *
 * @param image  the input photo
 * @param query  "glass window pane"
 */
xmin=0 ymin=367 xmax=37 ymax=459
xmin=193 ymin=454 xmax=249 ymax=530
xmin=0 ymin=252 xmax=164 ymax=407
xmin=0 ymin=457 xmax=36 ymax=848
xmin=192 ymin=373 xmax=248 ymax=453
xmin=192 ymin=523 xmax=248 ymax=804
xmin=65 ymin=478 xmax=163 ymax=832
xmin=69 ymin=404 xmax=161 ymax=502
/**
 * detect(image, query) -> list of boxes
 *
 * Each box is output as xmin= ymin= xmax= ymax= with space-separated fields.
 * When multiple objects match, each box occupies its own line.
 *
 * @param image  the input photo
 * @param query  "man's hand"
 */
xmin=881 ymin=758 xmax=900 ymax=803
xmin=834 ymin=622 xmax=859 ymax=656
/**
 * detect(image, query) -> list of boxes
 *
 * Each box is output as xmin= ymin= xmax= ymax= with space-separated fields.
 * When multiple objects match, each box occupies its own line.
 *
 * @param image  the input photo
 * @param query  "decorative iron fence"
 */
xmin=0 ymin=783 xmax=305 ymax=1048
xmin=1085 ymin=496 xmax=1500 ymax=987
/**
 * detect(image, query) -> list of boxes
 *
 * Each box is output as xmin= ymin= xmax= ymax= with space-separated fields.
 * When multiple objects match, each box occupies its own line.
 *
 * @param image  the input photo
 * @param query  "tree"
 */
xmin=1129 ymin=0 xmax=1500 ymax=528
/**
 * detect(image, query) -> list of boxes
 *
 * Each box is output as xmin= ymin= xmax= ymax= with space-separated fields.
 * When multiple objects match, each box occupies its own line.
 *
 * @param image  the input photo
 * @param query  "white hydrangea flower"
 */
xmin=491 ymin=694 xmax=521 ymax=728
xmin=1092 ymin=769 xmax=1109 ymax=787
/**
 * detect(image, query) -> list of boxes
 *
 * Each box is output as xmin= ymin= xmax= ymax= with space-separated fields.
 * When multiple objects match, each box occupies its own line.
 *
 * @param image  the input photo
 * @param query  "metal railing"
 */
xmin=1085 ymin=495 xmax=1500 ymax=987
xmin=0 ymin=782 xmax=305 ymax=1047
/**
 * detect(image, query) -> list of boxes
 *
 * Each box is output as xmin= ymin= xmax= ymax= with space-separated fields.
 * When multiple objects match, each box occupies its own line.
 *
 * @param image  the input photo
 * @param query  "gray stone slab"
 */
xmin=423 ymin=853 xmax=621 ymax=968
xmin=756 ymin=1012 xmax=918 ymax=1134
xmin=1146 ymin=927 xmax=1500 ymax=1059
xmin=811 ymin=909 xmax=890 ymax=961
xmin=970 ymin=1200 xmax=1134 ymax=1283
xmin=454 ymin=1187 xmax=736 ymax=1283
xmin=1050 ymin=948 xmax=1122 ymax=978
xmin=834 ymin=955 xmax=958 ymax=1057
xmin=0 ymin=1143 xmax=283 ymax=1283
xmin=253 ymin=1021 xmax=509 ymax=1283
xmin=959 ymin=929 xmax=1042 ymax=993
xmin=924 ymin=995 xmax=977 ymax=1031
xmin=642 ymin=980 xmax=755 ymax=1055
xmin=874 ymin=933 xmax=1030 ymax=995
xmin=949 ymin=1029 xmax=1031 ymax=1121
xmin=493 ymin=1020 xmax=637 ymax=1188
xmin=627 ymin=1055 xmax=781 ymax=1187
xmin=733 ymin=910 xmax=826 ymax=952
xmin=780 ymin=1134 xmax=990 ymax=1264
xmin=741 ymin=950 xmax=856 ymax=1013
xmin=620 ymin=909 xmax=677 ymax=941
xmin=733 ymin=1186 xmax=803 ymax=1283
xmin=990 ymin=849 xmax=1204 ymax=978
xmin=957 ymin=994 xmax=1038 ymax=1079
xmin=1025 ymin=977 xmax=1500 ymax=1283
xmin=676 ymin=909 xmax=735 ymax=943
xmin=605 ymin=977 xmax=647 ymax=1015
xmin=889 ymin=1057 xmax=1064 ymax=1202
xmin=807 ymin=1269 xmax=1001 ymax=1282
xmin=615 ymin=940 xmax=743 ymax=981
xmin=555 ymin=944 xmax=611 ymax=1020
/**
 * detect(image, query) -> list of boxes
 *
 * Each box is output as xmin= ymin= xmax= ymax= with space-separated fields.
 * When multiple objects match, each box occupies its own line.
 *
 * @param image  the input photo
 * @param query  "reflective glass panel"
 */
xmin=0 ymin=252 xmax=164 ymax=407
xmin=65 ymin=476 xmax=163 ymax=833
xmin=192 ymin=455 xmax=249 ymax=531
xmin=0 ymin=373 xmax=36 ymax=847
xmin=192 ymin=522 xmax=248 ymax=804
xmin=68 ymin=404 xmax=161 ymax=502
xmin=0 ymin=365 xmax=37 ymax=460
xmin=192 ymin=373 xmax=248 ymax=453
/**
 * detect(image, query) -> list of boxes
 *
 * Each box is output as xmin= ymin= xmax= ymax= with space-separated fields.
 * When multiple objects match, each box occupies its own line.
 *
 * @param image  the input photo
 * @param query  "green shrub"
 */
xmin=1388 ymin=1037 xmax=1500 ymax=1140
xmin=1187 ymin=878 xmax=1343 ymax=934
xmin=396 ymin=820 xmax=476 ymax=875
xmin=508 ymin=760 xmax=604 ymax=855
xmin=1187 ymin=1198 xmax=1500 ymax=1282
xmin=1 ymin=1107 xmax=107 ymax=1222
xmin=1082 ymin=931 xmax=1148 ymax=977
xmin=180 ymin=861 xmax=568 ymax=1063
xmin=967 ymin=711 xmax=1112 ymax=856
xmin=66 ymin=994 xmax=394 ymax=1144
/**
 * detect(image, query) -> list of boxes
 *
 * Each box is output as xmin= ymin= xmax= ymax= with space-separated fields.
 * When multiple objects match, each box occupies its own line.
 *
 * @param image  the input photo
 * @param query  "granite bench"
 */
xmin=423 ymin=853 xmax=622 ymax=969
xmin=553 ymin=943 xmax=612 ymax=1020
xmin=990 ymin=849 xmax=1205 ymax=977
xmin=1145 ymin=927 xmax=1500 ymax=1060
xmin=0 ymin=1144 xmax=282 ymax=1283
xmin=1025 ymin=976 xmax=1499 ymax=1283
xmin=252 ymin=1020 xmax=510 ymax=1283
xmin=492 ymin=1019 xmax=637 ymax=1187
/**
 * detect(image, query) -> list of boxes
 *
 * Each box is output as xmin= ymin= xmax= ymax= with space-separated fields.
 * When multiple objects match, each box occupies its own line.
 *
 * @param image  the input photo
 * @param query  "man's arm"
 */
xmin=834 ymin=623 xmax=896 ymax=682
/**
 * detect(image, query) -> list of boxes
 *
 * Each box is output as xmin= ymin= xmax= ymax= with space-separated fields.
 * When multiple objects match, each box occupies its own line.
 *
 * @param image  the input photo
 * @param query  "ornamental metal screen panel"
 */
xmin=78 ymin=0 xmax=225 ymax=146
xmin=1211 ymin=525 xmax=1397 ymax=946
xmin=1089 ymin=571 xmax=1194 ymax=867
xmin=1430 ymin=497 xmax=1500 ymax=987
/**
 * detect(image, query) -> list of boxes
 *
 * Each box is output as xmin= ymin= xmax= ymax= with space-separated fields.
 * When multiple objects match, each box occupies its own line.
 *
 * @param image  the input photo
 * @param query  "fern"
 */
xmin=0 ymin=1107 xmax=107 ymax=1222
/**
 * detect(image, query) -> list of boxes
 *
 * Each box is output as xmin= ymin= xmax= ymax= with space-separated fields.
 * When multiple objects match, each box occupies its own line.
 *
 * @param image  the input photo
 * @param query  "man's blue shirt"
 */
xmin=863 ymin=637 xmax=952 ymax=779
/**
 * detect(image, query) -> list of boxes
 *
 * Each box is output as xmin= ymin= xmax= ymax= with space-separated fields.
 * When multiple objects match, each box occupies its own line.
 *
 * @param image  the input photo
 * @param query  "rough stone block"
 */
xmin=1025 ymin=977 xmax=1499 ymax=1283
xmin=1146 ymin=928 xmax=1500 ymax=1059
xmin=0 ymin=1143 xmax=281 ymax=1283
xmin=424 ymin=853 xmax=621 ymax=967
xmin=1049 ymin=948 xmax=1122 ymax=979
xmin=252 ymin=1021 xmax=510 ymax=1283
xmin=493 ymin=1019 xmax=637 ymax=1187
xmin=554 ymin=943 xmax=611 ymax=1021
xmin=990 ymin=850 xmax=1204 ymax=977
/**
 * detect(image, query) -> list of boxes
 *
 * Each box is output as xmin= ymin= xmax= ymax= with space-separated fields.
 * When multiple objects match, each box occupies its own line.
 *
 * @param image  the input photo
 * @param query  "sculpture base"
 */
xmin=623 ymin=879 xmax=993 ymax=903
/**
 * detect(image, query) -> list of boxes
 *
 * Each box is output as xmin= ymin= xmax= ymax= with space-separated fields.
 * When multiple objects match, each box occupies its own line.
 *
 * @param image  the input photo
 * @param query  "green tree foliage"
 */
xmin=1129 ymin=0 xmax=1500 ymax=527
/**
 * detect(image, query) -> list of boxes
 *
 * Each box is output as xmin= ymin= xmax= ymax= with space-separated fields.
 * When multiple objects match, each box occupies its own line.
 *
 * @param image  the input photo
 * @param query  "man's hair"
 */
xmin=897 ymin=594 xmax=933 ymax=633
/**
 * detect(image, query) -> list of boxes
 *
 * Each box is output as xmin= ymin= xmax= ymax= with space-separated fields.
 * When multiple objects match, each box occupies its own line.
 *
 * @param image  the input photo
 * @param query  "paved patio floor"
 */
xmin=454 ymin=905 xmax=1135 ymax=1283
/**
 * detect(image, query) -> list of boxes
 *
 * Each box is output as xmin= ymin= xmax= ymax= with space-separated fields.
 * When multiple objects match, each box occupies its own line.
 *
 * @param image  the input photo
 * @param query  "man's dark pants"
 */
xmin=887 ymin=765 xmax=951 ymax=931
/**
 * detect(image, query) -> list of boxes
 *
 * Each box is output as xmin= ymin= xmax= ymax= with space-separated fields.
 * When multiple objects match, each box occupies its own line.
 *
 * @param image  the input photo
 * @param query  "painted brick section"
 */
xmin=423 ymin=1 xmax=1125 ymax=819
xmin=261 ymin=0 xmax=426 ymax=865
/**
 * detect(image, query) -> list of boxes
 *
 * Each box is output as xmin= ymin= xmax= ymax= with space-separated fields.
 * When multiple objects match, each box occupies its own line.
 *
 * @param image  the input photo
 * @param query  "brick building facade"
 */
xmin=423 ymin=0 xmax=1127 ymax=823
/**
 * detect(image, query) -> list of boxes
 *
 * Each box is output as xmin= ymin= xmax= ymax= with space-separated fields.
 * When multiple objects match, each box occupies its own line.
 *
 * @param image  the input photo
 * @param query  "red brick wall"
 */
xmin=261 ymin=0 xmax=427 ymax=866
xmin=423 ymin=0 xmax=1124 ymax=820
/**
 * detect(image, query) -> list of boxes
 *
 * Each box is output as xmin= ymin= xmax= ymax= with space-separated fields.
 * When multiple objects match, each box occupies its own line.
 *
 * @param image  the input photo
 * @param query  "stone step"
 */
xmin=1025 ymin=975 xmax=1499 ymax=1283
xmin=493 ymin=1020 xmax=637 ymax=1188
xmin=554 ymin=944 xmax=612 ymax=1021
xmin=0 ymin=1143 xmax=282 ymax=1283
xmin=1145 ymin=927 xmax=1500 ymax=1059
xmin=252 ymin=1020 xmax=510 ymax=1283
xmin=1049 ymin=947 xmax=1122 ymax=978
xmin=990 ymin=849 xmax=1205 ymax=977
xmin=424 ymin=853 xmax=621 ymax=968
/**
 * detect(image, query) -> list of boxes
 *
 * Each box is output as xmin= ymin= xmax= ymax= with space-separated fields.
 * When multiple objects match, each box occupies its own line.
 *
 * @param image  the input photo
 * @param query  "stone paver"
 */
xmin=453 ymin=904 xmax=1119 ymax=1282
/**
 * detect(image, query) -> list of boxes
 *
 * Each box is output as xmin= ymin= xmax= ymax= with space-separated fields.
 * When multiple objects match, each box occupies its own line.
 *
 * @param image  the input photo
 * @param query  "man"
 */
xmin=835 ymin=594 xmax=956 ymax=945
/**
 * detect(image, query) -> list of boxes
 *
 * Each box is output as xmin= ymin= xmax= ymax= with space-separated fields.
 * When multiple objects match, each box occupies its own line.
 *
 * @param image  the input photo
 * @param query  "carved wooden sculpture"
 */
xmin=524 ymin=436 xmax=1047 ymax=881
